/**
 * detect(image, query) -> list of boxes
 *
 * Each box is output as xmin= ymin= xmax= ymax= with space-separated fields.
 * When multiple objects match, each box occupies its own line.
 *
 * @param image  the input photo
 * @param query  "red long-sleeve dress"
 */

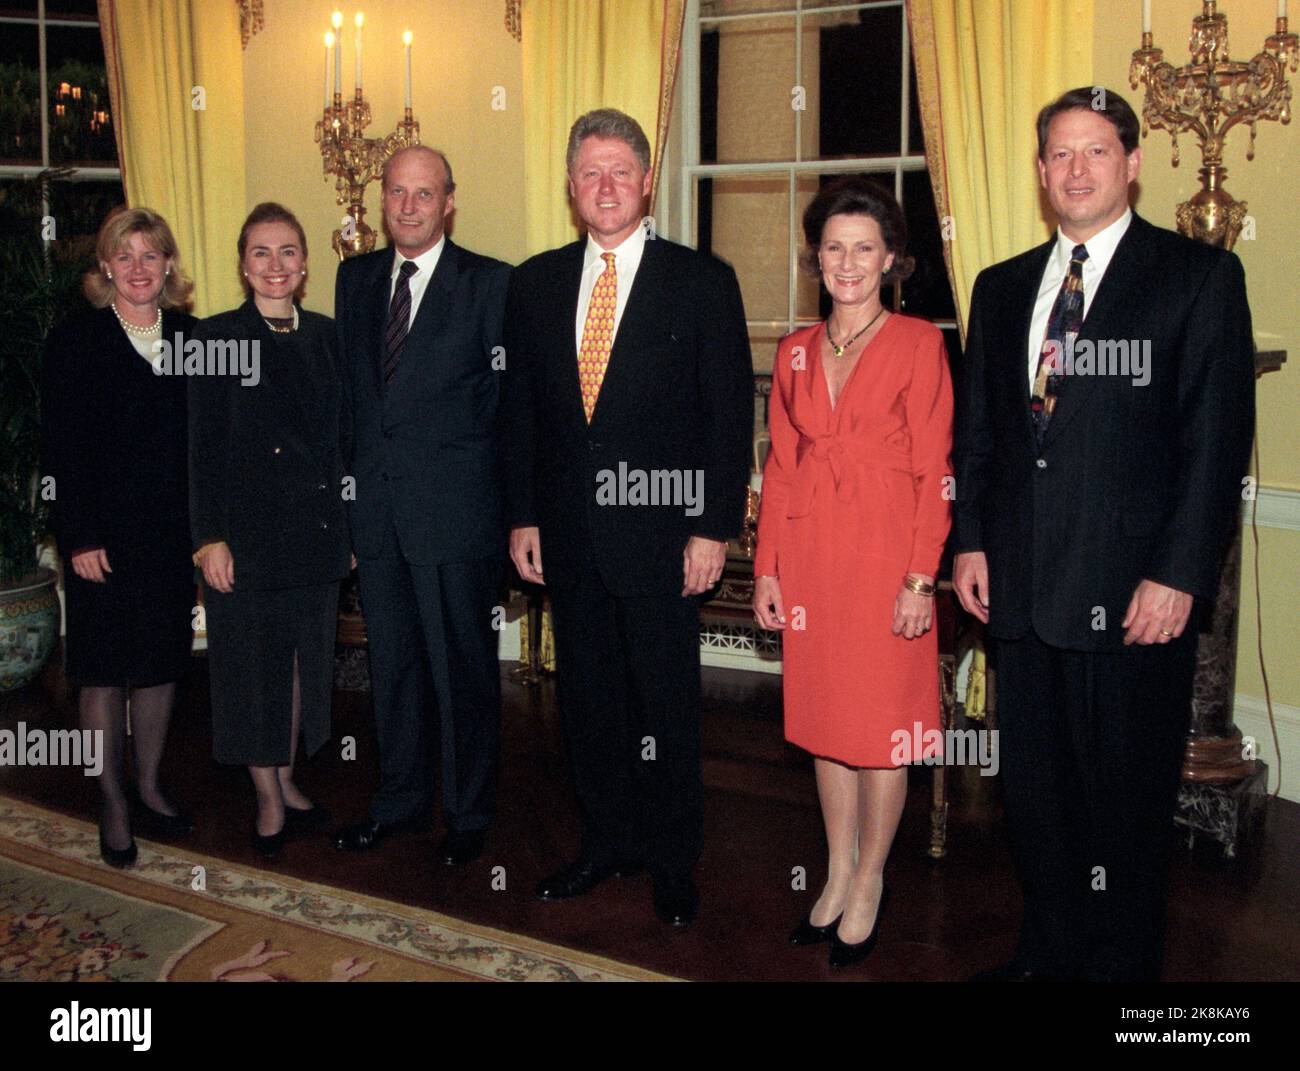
xmin=755 ymin=315 xmax=953 ymax=767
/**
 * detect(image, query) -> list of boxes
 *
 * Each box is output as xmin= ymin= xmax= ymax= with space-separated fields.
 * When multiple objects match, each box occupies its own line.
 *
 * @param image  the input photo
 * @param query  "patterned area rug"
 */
xmin=0 ymin=796 xmax=669 ymax=982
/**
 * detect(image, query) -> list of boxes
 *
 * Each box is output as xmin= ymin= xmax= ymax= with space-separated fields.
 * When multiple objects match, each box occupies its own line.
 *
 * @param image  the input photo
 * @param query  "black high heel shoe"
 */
xmin=828 ymin=885 xmax=889 ymax=969
xmin=129 ymin=785 xmax=194 ymax=838
xmin=251 ymin=823 xmax=286 ymax=860
xmin=789 ymin=912 xmax=842 ymax=946
xmin=99 ymin=829 xmax=138 ymax=868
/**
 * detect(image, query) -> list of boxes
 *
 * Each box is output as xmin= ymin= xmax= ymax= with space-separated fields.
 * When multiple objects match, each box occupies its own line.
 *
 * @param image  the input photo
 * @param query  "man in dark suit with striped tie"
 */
xmin=332 ymin=145 xmax=511 ymax=867
xmin=954 ymin=88 xmax=1255 ymax=982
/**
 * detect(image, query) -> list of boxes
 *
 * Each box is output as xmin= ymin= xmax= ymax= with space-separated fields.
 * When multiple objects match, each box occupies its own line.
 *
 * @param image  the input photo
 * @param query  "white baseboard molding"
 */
xmin=1232 ymin=693 xmax=1298 ymax=803
xmin=1241 ymin=487 xmax=1300 ymax=532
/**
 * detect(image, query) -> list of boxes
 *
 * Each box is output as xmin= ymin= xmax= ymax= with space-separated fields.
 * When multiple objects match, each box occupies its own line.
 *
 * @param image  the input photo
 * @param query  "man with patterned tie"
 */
xmin=333 ymin=145 xmax=511 ymax=868
xmin=953 ymin=88 xmax=1255 ymax=981
xmin=501 ymin=109 xmax=753 ymax=925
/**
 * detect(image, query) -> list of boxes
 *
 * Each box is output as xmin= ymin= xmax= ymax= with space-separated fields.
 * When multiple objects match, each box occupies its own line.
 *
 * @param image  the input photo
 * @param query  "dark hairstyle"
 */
xmin=1036 ymin=86 xmax=1140 ymax=159
xmin=799 ymin=176 xmax=914 ymax=284
xmin=237 ymin=202 xmax=309 ymax=300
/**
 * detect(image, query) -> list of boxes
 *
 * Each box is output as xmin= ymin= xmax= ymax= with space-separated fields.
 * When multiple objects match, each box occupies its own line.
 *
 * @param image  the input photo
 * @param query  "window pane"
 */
xmin=0 ymin=24 xmax=41 ymax=164
xmin=810 ymin=6 xmax=903 ymax=160
xmin=45 ymin=0 xmax=101 ymax=17
xmin=700 ymin=0 xmax=800 ymax=17
xmin=700 ymin=15 xmax=799 ymax=164
xmin=696 ymin=173 xmax=792 ymax=327
xmin=0 ymin=4 xmax=39 ymax=15
xmin=47 ymin=26 xmax=116 ymax=166
xmin=899 ymin=167 xmax=955 ymax=321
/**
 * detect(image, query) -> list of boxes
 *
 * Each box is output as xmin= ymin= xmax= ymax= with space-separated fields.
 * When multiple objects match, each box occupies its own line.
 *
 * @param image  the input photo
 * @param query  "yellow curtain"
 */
xmin=521 ymin=0 xmax=686 ymax=257
xmin=907 ymin=0 xmax=1094 ymax=339
xmin=99 ymin=0 xmax=247 ymax=317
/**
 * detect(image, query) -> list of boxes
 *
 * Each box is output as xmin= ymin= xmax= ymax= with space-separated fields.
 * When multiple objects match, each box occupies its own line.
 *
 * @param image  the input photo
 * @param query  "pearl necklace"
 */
xmin=111 ymin=302 xmax=162 ymax=338
xmin=263 ymin=307 xmax=299 ymax=334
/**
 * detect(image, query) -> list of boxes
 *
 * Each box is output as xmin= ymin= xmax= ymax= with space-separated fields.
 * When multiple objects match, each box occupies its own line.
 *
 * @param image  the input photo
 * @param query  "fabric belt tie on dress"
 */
xmin=786 ymin=433 xmax=911 ymax=518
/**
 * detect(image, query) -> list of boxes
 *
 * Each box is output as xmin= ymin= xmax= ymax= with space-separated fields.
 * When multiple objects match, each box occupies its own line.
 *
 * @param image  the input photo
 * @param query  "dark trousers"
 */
xmin=993 ymin=624 xmax=1197 ymax=982
xmin=548 ymin=563 xmax=704 ymax=889
xmin=356 ymin=541 xmax=501 ymax=832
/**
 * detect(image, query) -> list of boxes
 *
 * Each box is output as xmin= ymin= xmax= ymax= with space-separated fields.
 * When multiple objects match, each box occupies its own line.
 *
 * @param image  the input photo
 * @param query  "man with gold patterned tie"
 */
xmin=500 ymin=109 xmax=753 ymax=926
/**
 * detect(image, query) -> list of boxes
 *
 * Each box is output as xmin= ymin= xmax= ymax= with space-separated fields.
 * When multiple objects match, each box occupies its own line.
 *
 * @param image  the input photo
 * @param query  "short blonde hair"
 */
xmin=83 ymin=206 xmax=194 ymax=310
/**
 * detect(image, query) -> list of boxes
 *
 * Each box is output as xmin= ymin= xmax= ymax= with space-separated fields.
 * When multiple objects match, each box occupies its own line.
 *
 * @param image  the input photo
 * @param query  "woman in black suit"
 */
xmin=189 ymin=202 xmax=350 ymax=859
xmin=41 ymin=207 xmax=198 ymax=867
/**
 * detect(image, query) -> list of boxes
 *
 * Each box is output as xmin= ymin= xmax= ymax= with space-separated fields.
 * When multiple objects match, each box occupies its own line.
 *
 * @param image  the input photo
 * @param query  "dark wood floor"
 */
xmin=1 ymin=651 xmax=1296 ymax=982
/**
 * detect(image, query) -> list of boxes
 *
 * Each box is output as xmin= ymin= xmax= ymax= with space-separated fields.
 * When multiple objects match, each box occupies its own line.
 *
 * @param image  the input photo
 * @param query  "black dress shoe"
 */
xmin=535 ymin=857 xmax=641 ymax=901
xmin=99 ymin=830 xmax=138 ymax=868
xmin=437 ymin=829 xmax=486 ymax=867
xmin=128 ymin=786 xmax=194 ymax=837
xmin=652 ymin=880 xmax=699 ymax=927
xmin=284 ymin=803 xmax=332 ymax=831
xmin=829 ymin=886 xmax=889 ymax=969
xmin=330 ymin=817 xmax=425 ymax=852
xmin=789 ymin=912 xmax=842 ymax=946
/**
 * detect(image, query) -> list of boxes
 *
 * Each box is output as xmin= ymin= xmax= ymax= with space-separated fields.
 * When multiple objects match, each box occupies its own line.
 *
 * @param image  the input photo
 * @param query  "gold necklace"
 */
xmin=826 ymin=305 xmax=886 ymax=357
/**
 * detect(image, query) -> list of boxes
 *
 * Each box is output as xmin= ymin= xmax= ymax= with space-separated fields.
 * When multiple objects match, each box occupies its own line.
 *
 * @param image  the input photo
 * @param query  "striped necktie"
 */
xmin=384 ymin=259 xmax=419 ymax=384
xmin=1031 ymin=243 xmax=1088 ymax=445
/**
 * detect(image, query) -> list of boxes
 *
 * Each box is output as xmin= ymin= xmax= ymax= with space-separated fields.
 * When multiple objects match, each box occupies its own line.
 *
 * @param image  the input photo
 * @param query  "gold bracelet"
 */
xmin=903 ymin=574 xmax=936 ymax=597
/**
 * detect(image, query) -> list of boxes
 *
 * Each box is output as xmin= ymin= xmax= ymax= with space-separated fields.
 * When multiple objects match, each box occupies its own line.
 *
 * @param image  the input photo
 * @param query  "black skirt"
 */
xmin=62 ymin=555 xmax=195 ymax=687
xmin=204 ymin=580 xmax=339 ymax=766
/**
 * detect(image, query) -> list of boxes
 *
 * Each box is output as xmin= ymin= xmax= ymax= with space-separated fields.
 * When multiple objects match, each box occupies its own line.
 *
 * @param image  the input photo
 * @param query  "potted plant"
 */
xmin=0 ymin=174 xmax=85 ymax=690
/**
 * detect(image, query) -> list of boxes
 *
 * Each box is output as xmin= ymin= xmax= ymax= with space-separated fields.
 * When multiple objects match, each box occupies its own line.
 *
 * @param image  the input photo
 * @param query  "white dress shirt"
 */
xmin=1026 ymin=207 xmax=1132 ymax=391
xmin=574 ymin=224 xmax=647 ymax=354
xmin=389 ymin=234 xmax=446 ymax=328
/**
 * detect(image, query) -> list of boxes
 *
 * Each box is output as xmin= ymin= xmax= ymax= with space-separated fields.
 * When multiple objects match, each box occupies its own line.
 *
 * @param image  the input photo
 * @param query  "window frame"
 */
xmin=0 ymin=1 xmax=123 ymax=246
xmin=672 ymin=0 xmax=956 ymax=340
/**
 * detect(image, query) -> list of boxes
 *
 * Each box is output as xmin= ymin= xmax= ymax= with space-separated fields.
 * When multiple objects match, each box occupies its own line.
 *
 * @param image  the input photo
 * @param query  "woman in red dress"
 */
xmin=754 ymin=177 xmax=953 ymax=968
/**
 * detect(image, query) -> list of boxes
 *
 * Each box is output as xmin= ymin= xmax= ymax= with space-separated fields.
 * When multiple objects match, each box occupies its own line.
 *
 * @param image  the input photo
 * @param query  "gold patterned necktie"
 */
xmin=577 ymin=252 xmax=617 ymax=422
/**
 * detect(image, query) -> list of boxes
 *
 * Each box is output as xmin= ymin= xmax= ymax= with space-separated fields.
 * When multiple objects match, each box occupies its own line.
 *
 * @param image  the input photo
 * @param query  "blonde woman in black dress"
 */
xmin=42 ymin=207 xmax=197 ymax=867
xmin=189 ymin=203 xmax=350 ymax=859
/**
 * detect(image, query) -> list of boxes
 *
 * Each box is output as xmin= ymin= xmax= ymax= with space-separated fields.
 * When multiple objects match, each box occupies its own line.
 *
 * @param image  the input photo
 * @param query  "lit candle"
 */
xmin=323 ymin=32 xmax=334 ymax=107
xmin=354 ymin=12 xmax=364 ymax=92
xmin=1280 ymin=1 xmax=1288 ymax=22
xmin=1142 ymin=0 xmax=1150 ymax=34
xmin=403 ymin=31 xmax=413 ymax=110
xmin=332 ymin=12 xmax=343 ymax=95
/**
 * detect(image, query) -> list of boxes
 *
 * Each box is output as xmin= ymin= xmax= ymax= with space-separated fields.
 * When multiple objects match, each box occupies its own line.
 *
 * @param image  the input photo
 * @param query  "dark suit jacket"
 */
xmin=953 ymin=212 xmax=1255 ymax=651
xmin=188 ymin=300 xmax=350 ymax=590
xmin=500 ymin=235 xmax=754 ymax=596
xmin=42 ymin=305 xmax=195 ymax=567
xmin=336 ymin=238 xmax=511 ymax=564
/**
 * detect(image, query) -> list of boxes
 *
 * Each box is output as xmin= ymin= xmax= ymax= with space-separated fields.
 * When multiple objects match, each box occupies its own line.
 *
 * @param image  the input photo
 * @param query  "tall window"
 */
xmin=676 ymin=0 xmax=958 ymax=375
xmin=0 ymin=0 xmax=124 ymax=263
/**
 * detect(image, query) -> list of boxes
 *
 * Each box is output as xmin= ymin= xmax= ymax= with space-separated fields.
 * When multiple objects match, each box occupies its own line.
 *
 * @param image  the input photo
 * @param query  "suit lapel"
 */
xmin=366 ymin=252 xmax=394 ymax=396
xmin=589 ymin=236 xmax=665 ymax=429
xmin=1009 ymin=241 xmax=1053 ymax=454
xmin=399 ymin=239 xmax=459 ymax=382
xmin=1041 ymin=214 xmax=1152 ymax=448
xmin=555 ymin=241 xmax=587 ymax=428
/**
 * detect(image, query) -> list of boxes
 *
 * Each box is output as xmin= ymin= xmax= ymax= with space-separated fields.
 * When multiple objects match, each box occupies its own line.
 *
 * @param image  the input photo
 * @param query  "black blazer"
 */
xmin=42 ymin=305 xmax=195 ymax=567
xmin=188 ymin=300 xmax=350 ymax=590
xmin=953 ymin=212 xmax=1256 ymax=650
xmin=500 ymin=236 xmax=754 ymax=596
xmin=336 ymin=238 xmax=511 ymax=564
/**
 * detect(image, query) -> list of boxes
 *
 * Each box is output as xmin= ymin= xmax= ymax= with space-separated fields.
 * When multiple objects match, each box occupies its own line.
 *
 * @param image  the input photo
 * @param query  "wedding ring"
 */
xmin=1160 ymin=629 xmax=1173 ymax=637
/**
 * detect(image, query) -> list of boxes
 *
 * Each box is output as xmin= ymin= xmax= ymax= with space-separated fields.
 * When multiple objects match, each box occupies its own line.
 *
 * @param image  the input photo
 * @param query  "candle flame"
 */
xmin=403 ymin=30 xmax=412 ymax=45
xmin=354 ymin=12 xmax=364 ymax=27
xmin=324 ymin=31 xmax=334 ymax=47
xmin=331 ymin=10 xmax=343 ymax=29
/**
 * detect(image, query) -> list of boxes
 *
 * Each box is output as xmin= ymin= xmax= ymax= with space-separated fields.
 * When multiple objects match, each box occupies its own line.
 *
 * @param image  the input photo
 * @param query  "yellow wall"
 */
xmin=1093 ymin=1 xmax=1299 ymax=718
xmin=241 ymin=0 xmax=526 ymax=315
